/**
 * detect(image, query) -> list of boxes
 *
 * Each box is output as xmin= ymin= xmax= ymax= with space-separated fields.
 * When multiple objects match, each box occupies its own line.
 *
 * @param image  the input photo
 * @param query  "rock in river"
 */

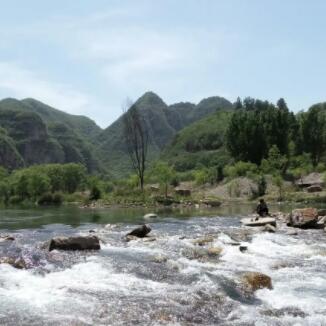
xmin=144 ymin=213 xmax=158 ymax=219
xmin=0 ymin=257 xmax=27 ymax=269
xmin=241 ymin=272 xmax=273 ymax=292
xmin=48 ymin=235 xmax=101 ymax=251
xmin=263 ymin=224 xmax=276 ymax=233
xmin=287 ymin=208 xmax=319 ymax=229
xmin=241 ymin=217 xmax=276 ymax=227
xmin=127 ymin=224 xmax=151 ymax=238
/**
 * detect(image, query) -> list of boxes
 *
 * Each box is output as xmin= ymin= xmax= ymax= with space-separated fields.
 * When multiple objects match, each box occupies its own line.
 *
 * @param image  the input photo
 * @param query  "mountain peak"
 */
xmin=196 ymin=96 xmax=232 ymax=110
xmin=135 ymin=91 xmax=167 ymax=108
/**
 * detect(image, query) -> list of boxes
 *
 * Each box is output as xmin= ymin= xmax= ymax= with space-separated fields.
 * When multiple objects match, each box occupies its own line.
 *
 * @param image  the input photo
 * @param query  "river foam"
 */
xmin=0 ymin=215 xmax=326 ymax=325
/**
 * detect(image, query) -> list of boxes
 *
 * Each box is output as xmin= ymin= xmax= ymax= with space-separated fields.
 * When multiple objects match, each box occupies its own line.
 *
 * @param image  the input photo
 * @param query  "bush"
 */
xmin=9 ymin=195 xmax=22 ymax=205
xmin=37 ymin=192 xmax=63 ymax=206
xmin=52 ymin=192 xmax=63 ymax=205
xmin=89 ymin=185 xmax=101 ymax=201
xmin=224 ymin=161 xmax=258 ymax=178
xmin=37 ymin=193 xmax=54 ymax=205
xmin=194 ymin=169 xmax=209 ymax=185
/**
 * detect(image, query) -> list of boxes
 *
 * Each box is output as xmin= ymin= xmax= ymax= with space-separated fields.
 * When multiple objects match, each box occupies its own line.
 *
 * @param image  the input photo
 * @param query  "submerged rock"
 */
xmin=287 ymin=208 xmax=319 ymax=229
xmin=262 ymin=224 xmax=276 ymax=233
xmin=48 ymin=235 xmax=101 ymax=251
xmin=0 ymin=235 xmax=15 ymax=242
xmin=192 ymin=236 xmax=215 ymax=246
xmin=0 ymin=257 xmax=27 ymax=269
xmin=127 ymin=224 xmax=151 ymax=238
xmin=241 ymin=272 xmax=272 ymax=292
xmin=207 ymin=247 xmax=223 ymax=256
xmin=239 ymin=245 xmax=248 ymax=253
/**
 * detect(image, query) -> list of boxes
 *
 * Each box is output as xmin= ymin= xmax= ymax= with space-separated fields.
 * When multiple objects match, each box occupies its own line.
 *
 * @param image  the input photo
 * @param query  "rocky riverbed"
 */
xmin=0 ymin=209 xmax=326 ymax=325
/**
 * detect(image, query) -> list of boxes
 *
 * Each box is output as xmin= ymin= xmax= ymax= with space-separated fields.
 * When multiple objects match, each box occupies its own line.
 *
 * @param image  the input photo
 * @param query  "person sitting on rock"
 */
xmin=256 ymin=199 xmax=269 ymax=218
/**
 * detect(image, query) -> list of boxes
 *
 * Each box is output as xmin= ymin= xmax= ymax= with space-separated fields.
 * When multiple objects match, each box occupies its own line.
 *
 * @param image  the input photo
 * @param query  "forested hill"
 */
xmin=162 ymin=110 xmax=232 ymax=172
xmin=0 ymin=98 xmax=102 ymax=172
xmin=97 ymin=91 xmax=233 ymax=176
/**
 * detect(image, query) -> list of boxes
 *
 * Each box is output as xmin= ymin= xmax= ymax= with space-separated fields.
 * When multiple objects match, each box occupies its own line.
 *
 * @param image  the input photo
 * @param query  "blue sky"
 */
xmin=0 ymin=0 xmax=325 ymax=127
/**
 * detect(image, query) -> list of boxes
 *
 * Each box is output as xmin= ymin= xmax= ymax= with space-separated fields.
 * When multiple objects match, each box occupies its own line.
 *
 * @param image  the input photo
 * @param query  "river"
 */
xmin=0 ymin=204 xmax=325 ymax=325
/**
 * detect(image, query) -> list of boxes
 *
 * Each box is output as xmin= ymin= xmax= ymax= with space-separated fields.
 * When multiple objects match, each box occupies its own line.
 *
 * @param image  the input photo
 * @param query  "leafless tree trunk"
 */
xmin=122 ymin=100 xmax=149 ymax=191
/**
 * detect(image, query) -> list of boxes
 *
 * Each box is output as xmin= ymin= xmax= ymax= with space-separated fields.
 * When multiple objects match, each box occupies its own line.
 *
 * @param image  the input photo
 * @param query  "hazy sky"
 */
xmin=0 ymin=0 xmax=325 ymax=127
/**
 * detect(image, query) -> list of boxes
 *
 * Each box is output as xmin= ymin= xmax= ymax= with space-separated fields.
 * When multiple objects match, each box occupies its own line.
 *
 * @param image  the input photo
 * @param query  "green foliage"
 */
xmin=37 ymin=192 xmax=63 ymax=205
xmin=227 ymin=179 xmax=241 ymax=197
xmin=99 ymin=92 xmax=232 ymax=177
xmin=193 ymin=169 xmax=209 ymax=185
xmin=0 ymin=98 xmax=101 ymax=172
xmin=297 ymin=104 xmax=326 ymax=166
xmin=151 ymin=162 xmax=176 ymax=197
xmin=0 ymin=163 xmax=87 ymax=204
xmin=260 ymin=145 xmax=288 ymax=175
xmin=257 ymin=175 xmax=267 ymax=196
xmin=62 ymin=163 xmax=87 ymax=193
xmin=226 ymin=98 xmax=293 ymax=164
xmin=89 ymin=185 xmax=101 ymax=201
xmin=272 ymin=175 xmax=284 ymax=201
xmin=224 ymin=161 xmax=258 ymax=178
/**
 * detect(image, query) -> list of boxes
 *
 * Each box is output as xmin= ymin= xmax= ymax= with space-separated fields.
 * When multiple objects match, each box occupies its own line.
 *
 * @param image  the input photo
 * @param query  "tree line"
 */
xmin=0 ymin=163 xmax=87 ymax=205
xmin=226 ymin=98 xmax=326 ymax=168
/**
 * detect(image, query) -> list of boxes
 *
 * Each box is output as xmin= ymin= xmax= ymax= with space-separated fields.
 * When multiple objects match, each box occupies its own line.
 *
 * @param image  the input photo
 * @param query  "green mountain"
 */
xmin=0 ymin=98 xmax=102 ymax=172
xmin=162 ymin=110 xmax=233 ymax=172
xmin=97 ymin=91 xmax=232 ymax=176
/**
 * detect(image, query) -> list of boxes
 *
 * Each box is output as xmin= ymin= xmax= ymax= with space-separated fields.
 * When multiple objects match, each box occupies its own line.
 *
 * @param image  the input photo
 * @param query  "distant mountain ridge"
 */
xmin=0 ymin=98 xmax=102 ymax=171
xmin=0 ymin=91 xmax=233 ymax=175
xmin=97 ymin=91 xmax=233 ymax=176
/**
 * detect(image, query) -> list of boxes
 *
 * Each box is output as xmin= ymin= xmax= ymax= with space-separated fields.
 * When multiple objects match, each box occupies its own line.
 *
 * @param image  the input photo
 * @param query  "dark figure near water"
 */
xmin=256 ymin=199 xmax=269 ymax=217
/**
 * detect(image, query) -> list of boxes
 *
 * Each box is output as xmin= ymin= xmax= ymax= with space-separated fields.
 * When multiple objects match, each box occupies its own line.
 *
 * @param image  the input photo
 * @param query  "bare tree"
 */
xmin=122 ymin=100 xmax=149 ymax=191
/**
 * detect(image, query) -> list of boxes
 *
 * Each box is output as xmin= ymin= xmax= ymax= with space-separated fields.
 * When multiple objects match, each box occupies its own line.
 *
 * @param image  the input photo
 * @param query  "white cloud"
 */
xmin=0 ymin=61 xmax=97 ymax=117
xmin=0 ymin=7 xmax=237 ymax=126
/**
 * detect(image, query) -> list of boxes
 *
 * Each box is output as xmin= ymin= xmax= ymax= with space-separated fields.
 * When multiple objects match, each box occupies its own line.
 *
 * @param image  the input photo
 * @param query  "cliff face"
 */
xmin=0 ymin=99 xmax=102 ymax=172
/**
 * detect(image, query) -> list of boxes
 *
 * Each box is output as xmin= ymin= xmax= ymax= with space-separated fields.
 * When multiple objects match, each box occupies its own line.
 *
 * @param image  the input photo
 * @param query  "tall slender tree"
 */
xmin=122 ymin=101 xmax=149 ymax=191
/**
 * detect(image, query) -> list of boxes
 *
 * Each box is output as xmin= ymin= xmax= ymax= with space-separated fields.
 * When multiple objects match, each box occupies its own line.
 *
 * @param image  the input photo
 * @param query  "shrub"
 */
xmin=89 ymin=185 xmax=101 ymax=201
xmin=37 ymin=192 xmax=63 ymax=206
xmin=224 ymin=161 xmax=258 ymax=178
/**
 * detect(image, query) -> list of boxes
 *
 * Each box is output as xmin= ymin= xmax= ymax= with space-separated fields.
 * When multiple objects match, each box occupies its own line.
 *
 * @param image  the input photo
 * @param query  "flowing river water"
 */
xmin=0 ymin=204 xmax=326 ymax=326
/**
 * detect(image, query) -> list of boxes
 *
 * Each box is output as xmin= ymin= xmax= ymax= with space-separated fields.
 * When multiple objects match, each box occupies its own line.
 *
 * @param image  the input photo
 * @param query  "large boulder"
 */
xmin=48 ymin=235 xmax=100 ymax=251
xmin=307 ymin=185 xmax=322 ymax=193
xmin=202 ymin=199 xmax=221 ymax=207
xmin=175 ymin=188 xmax=191 ymax=196
xmin=241 ymin=217 xmax=276 ymax=227
xmin=241 ymin=272 xmax=272 ymax=292
xmin=287 ymin=208 xmax=319 ymax=229
xmin=127 ymin=225 xmax=151 ymax=238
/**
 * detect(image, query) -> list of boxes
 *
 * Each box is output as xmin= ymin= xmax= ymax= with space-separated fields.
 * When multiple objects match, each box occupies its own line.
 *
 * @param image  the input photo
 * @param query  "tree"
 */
xmin=62 ymin=163 xmax=87 ymax=193
xmin=153 ymin=162 xmax=175 ymax=198
xmin=273 ymin=175 xmax=284 ymax=201
xmin=122 ymin=101 xmax=149 ymax=191
xmin=299 ymin=105 xmax=326 ymax=166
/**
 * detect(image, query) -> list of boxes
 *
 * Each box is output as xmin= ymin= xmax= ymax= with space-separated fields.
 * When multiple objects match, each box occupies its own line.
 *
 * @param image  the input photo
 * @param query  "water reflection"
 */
xmin=0 ymin=202 xmax=324 ymax=230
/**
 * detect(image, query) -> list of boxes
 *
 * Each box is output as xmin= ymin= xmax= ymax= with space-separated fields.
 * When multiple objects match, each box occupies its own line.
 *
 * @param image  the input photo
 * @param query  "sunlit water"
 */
xmin=0 ymin=205 xmax=325 ymax=325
